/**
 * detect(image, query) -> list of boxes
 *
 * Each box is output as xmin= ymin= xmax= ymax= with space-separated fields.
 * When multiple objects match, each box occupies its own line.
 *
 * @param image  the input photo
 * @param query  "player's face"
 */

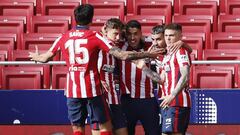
xmin=106 ymin=28 xmax=122 ymax=44
xmin=151 ymin=33 xmax=166 ymax=48
xmin=126 ymin=27 xmax=142 ymax=49
xmin=164 ymin=29 xmax=182 ymax=47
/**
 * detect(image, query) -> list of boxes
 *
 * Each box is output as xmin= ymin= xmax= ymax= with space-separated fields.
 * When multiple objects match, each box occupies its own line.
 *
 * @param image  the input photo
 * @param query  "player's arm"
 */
xmin=134 ymin=59 xmax=165 ymax=84
xmin=29 ymin=49 xmax=54 ymax=63
xmin=109 ymin=46 xmax=161 ymax=60
xmin=171 ymin=65 xmax=190 ymax=97
xmin=160 ymin=65 xmax=190 ymax=108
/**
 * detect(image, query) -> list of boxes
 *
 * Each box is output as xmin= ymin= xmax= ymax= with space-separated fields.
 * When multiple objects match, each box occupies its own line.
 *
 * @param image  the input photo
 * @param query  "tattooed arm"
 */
xmin=133 ymin=59 xmax=164 ymax=84
xmin=109 ymin=46 xmax=161 ymax=60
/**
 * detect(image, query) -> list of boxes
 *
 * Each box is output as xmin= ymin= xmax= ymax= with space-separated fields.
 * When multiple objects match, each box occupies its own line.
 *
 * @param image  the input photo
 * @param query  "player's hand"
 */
xmin=167 ymin=40 xmax=183 ymax=54
xmin=28 ymin=46 xmax=39 ymax=61
xmin=160 ymin=95 xmax=175 ymax=109
xmin=147 ymin=47 xmax=165 ymax=58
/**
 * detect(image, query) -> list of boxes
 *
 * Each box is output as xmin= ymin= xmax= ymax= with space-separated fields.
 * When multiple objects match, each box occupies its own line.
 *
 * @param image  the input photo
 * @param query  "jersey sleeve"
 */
xmin=49 ymin=36 xmax=62 ymax=54
xmin=95 ymin=32 xmax=113 ymax=52
xmin=176 ymin=47 xmax=191 ymax=67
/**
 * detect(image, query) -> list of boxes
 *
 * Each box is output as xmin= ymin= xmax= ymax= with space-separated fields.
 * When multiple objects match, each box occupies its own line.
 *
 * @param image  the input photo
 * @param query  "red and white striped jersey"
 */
xmin=161 ymin=47 xmax=191 ymax=107
xmin=49 ymin=27 xmax=113 ymax=98
xmin=118 ymin=42 xmax=155 ymax=99
xmin=98 ymin=48 xmax=120 ymax=104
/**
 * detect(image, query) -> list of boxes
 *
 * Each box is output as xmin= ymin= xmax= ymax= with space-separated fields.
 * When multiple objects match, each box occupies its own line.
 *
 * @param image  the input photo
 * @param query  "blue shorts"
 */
xmin=67 ymin=95 xmax=111 ymax=126
xmin=161 ymin=106 xmax=190 ymax=134
xmin=121 ymin=94 xmax=161 ymax=135
xmin=91 ymin=104 xmax=127 ymax=130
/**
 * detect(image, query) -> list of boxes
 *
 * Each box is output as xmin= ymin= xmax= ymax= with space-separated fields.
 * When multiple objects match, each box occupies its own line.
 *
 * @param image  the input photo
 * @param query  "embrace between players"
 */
xmin=29 ymin=4 xmax=192 ymax=135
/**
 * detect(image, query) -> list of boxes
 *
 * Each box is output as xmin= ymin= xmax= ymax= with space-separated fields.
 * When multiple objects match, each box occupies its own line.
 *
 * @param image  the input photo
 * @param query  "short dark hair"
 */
xmin=151 ymin=25 xmax=165 ymax=34
xmin=74 ymin=4 xmax=94 ymax=25
xmin=126 ymin=20 xmax=141 ymax=31
xmin=105 ymin=18 xmax=124 ymax=30
xmin=164 ymin=23 xmax=182 ymax=32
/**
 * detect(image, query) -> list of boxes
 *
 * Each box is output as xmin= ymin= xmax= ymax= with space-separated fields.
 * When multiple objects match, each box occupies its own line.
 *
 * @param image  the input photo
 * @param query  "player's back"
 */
xmin=49 ymin=26 xmax=113 ymax=98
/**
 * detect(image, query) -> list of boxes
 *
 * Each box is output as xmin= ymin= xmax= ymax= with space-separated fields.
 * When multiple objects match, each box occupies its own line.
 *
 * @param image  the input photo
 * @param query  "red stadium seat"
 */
xmin=203 ymin=49 xmax=240 ymax=60
xmin=125 ymin=15 xmax=165 ymax=36
xmin=90 ymin=2 xmax=125 ymax=21
xmin=0 ymin=0 xmax=40 ymax=14
xmin=226 ymin=0 xmax=240 ymax=15
xmin=0 ymin=33 xmax=17 ymax=50
xmin=173 ymin=15 xmax=211 ymax=49
xmin=91 ymin=15 xmax=120 ymax=32
xmin=1 ymin=66 xmax=42 ymax=89
xmin=0 ymin=37 xmax=15 ymax=51
xmin=192 ymin=65 xmax=233 ymax=88
xmin=21 ymin=33 xmax=61 ymax=50
xmin=179 ymin=1 xmax=217 ymax=31
xmin=218 ymin=15 xmax=240 ymax=32
xmin=0 ymin=16 xmax=28 ymax=33
xmin=51 ymin=66 xmax=68 ymax=89
xmin=42 ymin=1 xmax=80 ymax=22
xmin=30 ymin=16 xmax=71 ymax=33
xmin=176 ymin=0 xmax=225 ymax=14
xmin=0 ymin=50 xmax=9 ymax=61
xmin=182 ymin=37 xmax=203 ymax=60
xmin=0 ymin=2 xmax=34 ymax=32
xmin=210 ymin=32 xmax=240 ymax=49
xmin=10 ymin=50 xmax=51 ymax=89
xmin=133 ymin=0 xmax=172 ymax=24
xmin=0 ymin=20 xmax=24 ymax=50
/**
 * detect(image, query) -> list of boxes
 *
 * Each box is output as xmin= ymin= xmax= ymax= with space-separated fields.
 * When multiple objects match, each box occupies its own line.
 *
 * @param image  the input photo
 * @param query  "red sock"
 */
xmin=100 ymin=131 xmax=112 ymax=135
xmin=73 ymin=131 xmax=83 ymax=135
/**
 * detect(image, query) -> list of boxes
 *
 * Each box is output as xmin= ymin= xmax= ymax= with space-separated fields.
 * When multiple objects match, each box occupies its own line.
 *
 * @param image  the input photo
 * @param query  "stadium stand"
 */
xmin=10 ymin=50 xmax=51 ymax=89
xmin=0 ymin=2 xmax=34 ymax=32
xmin=0 ymin=33 xmax=17 ymax=51
xmin=133 ymin=0 xmax=172 ymax=24
xmin=218 ymin=15 xmax=240 ymax=32
xmin=0 ymin=50 xmax=9 ymax=61
xmin=178 ymin=1 xmax=218 ymax=31
xmin=30 ymin=16 xmax=71 ymax=33
xmin=0 ymin=20 xmax=24 ymax=50
xmin=192 ymin=65 xmax=233 ymax=88
xmin=226 ymin=0 xmax=240 ymax=15
xmin=42 ymin=0 xmax=80 ymax=22
xmin=20 ymin=33 xmax=61 ymax=51
xmin=210 ymin=32 xmax=240 ymax=49
xmin=51 ymin=66 xmax=68 ymax=89
xmin=1 ymin=66 xmax=42 ymax=89
xmin=182 ymin=36 xmax=203 ymax=60
xmin=89 ymin=2 xmax=125 ymax=21
xmin=125 ymin=15 xmax=165 ymax=36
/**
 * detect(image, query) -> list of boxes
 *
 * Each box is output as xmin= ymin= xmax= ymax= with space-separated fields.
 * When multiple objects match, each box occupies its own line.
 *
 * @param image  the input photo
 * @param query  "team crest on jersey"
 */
xmin=179 ymin=55 xmax=189 ymax=63
xmin=102 ymin=64 xmax=115 ymax=73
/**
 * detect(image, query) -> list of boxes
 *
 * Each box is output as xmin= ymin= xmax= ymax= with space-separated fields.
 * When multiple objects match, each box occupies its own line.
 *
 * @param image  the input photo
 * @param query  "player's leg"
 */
xmin=90 ymin=123 xmax=100 ymax=135
xmin=121 ymin=94 xmax=138 ymax=135
xmin=161 ymin=107 xmax=190 ymax=135
xmin=109 ymin=104 xmax=128 ymax=135
xmin=67 ymin=98 xmax=88 ymax=135
xmin=138 ymin=98 xmax=161 ymax=135
xmin=88 ymin=95 xmax=113 ymax=135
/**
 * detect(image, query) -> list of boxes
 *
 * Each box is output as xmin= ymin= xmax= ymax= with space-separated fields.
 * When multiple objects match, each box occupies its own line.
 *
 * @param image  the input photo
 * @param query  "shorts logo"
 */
xmin=165 ymin=118 xmax=172 ymax=125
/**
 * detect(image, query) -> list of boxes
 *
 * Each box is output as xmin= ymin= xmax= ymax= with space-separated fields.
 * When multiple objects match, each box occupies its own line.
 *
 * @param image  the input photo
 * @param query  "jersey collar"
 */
xmin=76 ymin=25 xmax=89 ymax=30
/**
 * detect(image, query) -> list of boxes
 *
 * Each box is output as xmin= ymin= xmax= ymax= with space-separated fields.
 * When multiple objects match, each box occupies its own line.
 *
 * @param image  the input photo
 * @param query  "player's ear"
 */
xmin=101 ymin=24 xmax=107 ymax=35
